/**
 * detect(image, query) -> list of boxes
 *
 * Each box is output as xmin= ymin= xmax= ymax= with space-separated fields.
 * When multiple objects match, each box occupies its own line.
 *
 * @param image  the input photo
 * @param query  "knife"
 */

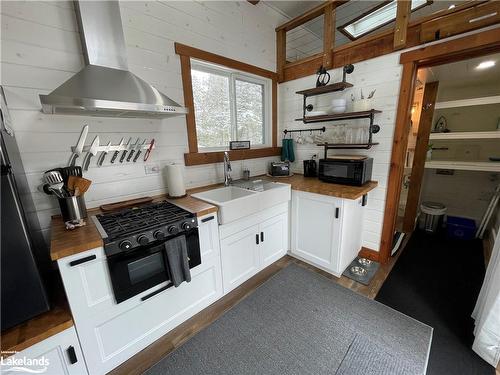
xmin=110 ymin=137 xmax=124 ymax=164
xmin=143 ymin=138 xmax=155 ymax=162
xmin=97 ymin=141 xmax=111 ymax=167
xmin=119 ymin=137 xmax=132 ymax=163
xmin=133 ymin=139 xmax=147 ymax=162
xmin=82 ymin=136 xmax=100 ymax=171
xmin=68 ymin=125 xmax=89 ymax=166
xmin=126 ymin=138 xmax=139 ymax=162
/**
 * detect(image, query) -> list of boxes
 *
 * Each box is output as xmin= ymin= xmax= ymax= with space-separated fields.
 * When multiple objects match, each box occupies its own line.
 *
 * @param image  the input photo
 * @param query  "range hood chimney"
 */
xmin=39 ymin=1 xmax=187 ymax=118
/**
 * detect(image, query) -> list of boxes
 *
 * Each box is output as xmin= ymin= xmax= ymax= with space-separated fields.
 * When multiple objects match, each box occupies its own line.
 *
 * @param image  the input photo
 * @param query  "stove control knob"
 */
xmin=167 ymin=225 xmax=179 ymax=235
xmin=119 ymin=240 xmax=133 ymax=251
xmin=137 ymin=235 xmax=149 ymax=246
xmin=181 ymin=222 xmax=192 ymax=230
xmin=153 ymin=230 xmax=165 ymax=240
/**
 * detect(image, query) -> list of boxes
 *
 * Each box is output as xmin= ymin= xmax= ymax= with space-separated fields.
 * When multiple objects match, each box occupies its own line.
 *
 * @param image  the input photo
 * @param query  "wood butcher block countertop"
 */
xmin=50 ymin=176 xmax=376 ymax=261
xmin=50 ymin=195 xmax=218 ymax=261
xmin=261 ymin=174 xmax=378 ymax=199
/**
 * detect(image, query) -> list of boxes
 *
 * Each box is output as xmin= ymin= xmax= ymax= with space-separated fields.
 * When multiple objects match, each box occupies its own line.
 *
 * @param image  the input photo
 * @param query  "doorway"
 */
xmin=376 ymin=30 xmax=500 ymax=375
xmin=379 ymin=28 xmax=500 ymax=264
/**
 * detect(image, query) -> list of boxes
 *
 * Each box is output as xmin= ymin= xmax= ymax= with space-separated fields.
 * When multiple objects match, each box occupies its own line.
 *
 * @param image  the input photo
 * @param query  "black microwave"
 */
xmin=318 ymin=156 xmax=373 ymax=186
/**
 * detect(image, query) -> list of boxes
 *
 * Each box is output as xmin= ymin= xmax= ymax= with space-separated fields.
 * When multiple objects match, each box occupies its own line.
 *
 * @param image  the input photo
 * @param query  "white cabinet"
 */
xmin=291 ymin=191 xmax=364 ymax=277
xmin=220 ymin=225 xmax=260 ymax=292
xmin=291 ymin=192 xmax=341 ymax=271
xmin=57 ymin=213 xmax=223 ymax=375
xmin=219 ymin=203 xmax=289 ymax=294
xmin=260 ymin=213 xmax=288 ymax=268
xmin=1 ymin=326 xmax=88 ymax=375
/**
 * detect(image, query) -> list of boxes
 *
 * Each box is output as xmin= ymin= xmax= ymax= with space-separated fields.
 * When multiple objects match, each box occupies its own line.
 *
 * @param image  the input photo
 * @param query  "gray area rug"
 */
xmin=145 ymin=264 xmax=432 ymax=375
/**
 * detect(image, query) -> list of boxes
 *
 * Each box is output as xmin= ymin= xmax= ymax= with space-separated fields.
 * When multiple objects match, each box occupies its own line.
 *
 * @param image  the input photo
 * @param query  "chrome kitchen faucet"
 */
xmin=223 ymin=151 xmax=232 ymax=186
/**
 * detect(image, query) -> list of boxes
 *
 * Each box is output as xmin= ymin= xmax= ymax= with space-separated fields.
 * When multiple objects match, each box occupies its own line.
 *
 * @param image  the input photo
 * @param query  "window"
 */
xmin=338 ymin=0 xmax=431 ymax=41
xmin=191 ymin=60 xmax=271 ymax=150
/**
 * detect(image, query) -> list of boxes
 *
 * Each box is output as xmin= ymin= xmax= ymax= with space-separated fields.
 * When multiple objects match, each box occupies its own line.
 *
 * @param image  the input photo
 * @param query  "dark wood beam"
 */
xmin=394 ymin=0 xmax=412 ymax=50
xmin=184 ymin=148 xmax=281 ymax=166
xmin=379 ymin=62 xmax=417 ymax=263
xmin=402 ymin=81 xmax=439 ymax=232
xmin=276 ymin=29 xmax=286 ymax=82
xmin=323 ymin=3 xmax=335 ymax=68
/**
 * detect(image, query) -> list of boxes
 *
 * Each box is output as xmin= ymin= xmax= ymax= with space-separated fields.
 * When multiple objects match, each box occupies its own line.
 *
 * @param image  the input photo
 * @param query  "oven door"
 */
xmin=319 ymin=160 xmax=361 ymax=185
xmin=107 ymin=242 xmax=170 ymax=304
xmin=106 ymin=228 xmax=201 ymax=304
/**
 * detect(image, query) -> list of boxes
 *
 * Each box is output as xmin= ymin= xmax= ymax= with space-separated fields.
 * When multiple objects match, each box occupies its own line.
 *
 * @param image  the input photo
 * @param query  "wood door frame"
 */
xmin=378 ymin=28 xmax=500 ymax=264
xmin=402 ymin=81 xmax=439 ymax=232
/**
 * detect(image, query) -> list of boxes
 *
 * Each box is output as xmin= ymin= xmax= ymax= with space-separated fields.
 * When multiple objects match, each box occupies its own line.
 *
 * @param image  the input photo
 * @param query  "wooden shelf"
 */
xmin=296 ymin=82 xmax=353 ymax=97
xmin=429 ymin=131 xmax=500 ymax=140
xmin=435 ymin=95 xmax=500 ymax=109
xmin=425 ymin=160 xmax=500 ymax=172
xmin=318 ymin=142 xmax=379 ymax=150
xmin=295 ymin=109 xmax=382 ymax=123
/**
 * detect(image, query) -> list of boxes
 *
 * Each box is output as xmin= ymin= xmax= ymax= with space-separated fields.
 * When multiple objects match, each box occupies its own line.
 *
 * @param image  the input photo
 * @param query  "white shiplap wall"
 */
xmin=0 ymin=0 xmax=286 ymax=248
xmin=278 ymin=53 xmax=403 ymax=251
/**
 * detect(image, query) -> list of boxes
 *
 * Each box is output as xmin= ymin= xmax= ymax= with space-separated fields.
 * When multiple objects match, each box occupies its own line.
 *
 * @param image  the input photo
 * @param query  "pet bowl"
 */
xmin=350 ymin=266 xmax=367 ymax=276
xmin=358 ymin=258 xmax=372 ymax=267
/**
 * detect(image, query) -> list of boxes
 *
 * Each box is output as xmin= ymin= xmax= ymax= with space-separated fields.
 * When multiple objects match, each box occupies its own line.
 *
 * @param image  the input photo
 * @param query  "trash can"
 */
xmin=419 ymin=201 xmax=446 ymax=233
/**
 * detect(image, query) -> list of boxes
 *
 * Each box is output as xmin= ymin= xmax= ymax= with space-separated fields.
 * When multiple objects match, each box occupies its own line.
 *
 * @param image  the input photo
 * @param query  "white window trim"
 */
xmin=191 ymin=59 xmax=272 ymax=152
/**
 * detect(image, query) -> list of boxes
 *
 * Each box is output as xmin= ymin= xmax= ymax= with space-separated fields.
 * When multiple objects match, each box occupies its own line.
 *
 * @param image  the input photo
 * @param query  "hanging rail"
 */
xmin=283 ymin=126 xmax=326 ymax=135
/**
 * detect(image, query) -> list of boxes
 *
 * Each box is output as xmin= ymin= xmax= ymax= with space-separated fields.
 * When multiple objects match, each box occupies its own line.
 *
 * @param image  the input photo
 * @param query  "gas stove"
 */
xmin=92 ymin=201 xmax=198 ymax=256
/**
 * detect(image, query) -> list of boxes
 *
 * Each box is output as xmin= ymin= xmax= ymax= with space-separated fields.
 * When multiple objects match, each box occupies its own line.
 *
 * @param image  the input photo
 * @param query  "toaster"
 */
xmin=269 ymin=162 xmax=290 ymax=176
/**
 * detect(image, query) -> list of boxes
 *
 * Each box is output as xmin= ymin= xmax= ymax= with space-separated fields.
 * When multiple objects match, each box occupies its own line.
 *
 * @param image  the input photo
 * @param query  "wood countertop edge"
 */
xmin=1 ymin=319 xmax=74 ymax=356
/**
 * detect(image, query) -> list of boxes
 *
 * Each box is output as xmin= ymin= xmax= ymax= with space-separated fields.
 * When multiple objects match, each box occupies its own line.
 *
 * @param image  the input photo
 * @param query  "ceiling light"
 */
xmin=476 ymin=61 xmax=496 ymax=70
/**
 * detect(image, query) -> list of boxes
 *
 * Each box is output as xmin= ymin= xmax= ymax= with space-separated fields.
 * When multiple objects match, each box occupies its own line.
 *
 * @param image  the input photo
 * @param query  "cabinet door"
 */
xmin=198 ymin=213 xmax=221 ymax=262
xmin=335 ymin=197 xmax=364 ymax=275
xmin=220 ymin=224 xmax=260 ymax=294
xmin=1 ymin=327 xmax=88 ymax=375
xmin=260 ymin=213 xmax=288 ymax=268
xmin=291 ymin=191 xmax=341 ymax=271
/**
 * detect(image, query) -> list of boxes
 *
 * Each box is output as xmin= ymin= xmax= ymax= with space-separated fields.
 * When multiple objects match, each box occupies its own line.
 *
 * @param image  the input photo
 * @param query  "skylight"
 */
xmin=339 ymin=0 xmax=430 ymax=40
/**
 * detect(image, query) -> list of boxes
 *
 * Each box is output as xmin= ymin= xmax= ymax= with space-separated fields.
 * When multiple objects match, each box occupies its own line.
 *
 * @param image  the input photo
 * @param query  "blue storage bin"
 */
xmin=446 ymin=216 xmax=476 ymax=240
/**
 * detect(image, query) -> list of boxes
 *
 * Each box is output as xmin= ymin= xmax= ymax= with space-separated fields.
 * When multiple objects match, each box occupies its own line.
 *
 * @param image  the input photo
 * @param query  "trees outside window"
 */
xmin=191 ymin=61 xmax=270 ymax=150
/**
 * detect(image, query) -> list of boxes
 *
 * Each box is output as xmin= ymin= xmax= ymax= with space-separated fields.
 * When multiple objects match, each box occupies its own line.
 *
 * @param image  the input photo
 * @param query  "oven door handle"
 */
xmin=140 ymin=282 xmax=173 ymax=301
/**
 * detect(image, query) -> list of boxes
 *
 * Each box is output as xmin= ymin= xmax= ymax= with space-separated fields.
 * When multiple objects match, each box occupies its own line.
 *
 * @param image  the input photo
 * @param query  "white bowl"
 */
xmin=331 ymin=98 xmax=347 ymax=107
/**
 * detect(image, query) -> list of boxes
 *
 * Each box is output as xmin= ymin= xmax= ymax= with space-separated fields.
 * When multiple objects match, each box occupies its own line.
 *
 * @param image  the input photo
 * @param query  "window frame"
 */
xmin=176 ymin=43 xmax=279 ymax=166
xmin=190 ymin=60 xmax=272 ymax=151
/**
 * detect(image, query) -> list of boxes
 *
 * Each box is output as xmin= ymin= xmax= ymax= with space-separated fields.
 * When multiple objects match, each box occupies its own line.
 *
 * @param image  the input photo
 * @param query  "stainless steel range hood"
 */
xmin=39 ymin=1 xmax=187 ymax=118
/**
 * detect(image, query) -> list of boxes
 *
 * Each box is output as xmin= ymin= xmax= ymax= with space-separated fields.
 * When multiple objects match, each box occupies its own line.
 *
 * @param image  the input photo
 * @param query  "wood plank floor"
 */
xmin=110 ymin=249 xmax=405 ymax=375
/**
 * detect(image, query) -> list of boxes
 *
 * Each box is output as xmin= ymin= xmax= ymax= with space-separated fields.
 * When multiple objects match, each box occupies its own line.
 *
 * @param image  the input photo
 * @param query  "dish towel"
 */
xmin=164 ymin=235 xmax=191 ymax=287
xmin=281 ymin=138 xmax=295 ymax=162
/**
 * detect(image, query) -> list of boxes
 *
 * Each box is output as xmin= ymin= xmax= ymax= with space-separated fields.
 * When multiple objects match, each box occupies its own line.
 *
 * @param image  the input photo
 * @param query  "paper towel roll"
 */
xmin=165 ymin=164 xmax=186 ymax=198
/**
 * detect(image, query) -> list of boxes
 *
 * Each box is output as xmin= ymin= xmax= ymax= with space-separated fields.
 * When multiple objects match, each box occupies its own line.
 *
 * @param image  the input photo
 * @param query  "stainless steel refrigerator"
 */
xmin=1 ymin=87 xmax=49 ymax=330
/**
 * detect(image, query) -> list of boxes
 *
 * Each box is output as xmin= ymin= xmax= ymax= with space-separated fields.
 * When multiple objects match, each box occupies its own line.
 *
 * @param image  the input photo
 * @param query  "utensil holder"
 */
xmin=58 ymin=195 xmax=87 ymax=222
xmin=353 ymin=99 xmax=372 ymax=112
